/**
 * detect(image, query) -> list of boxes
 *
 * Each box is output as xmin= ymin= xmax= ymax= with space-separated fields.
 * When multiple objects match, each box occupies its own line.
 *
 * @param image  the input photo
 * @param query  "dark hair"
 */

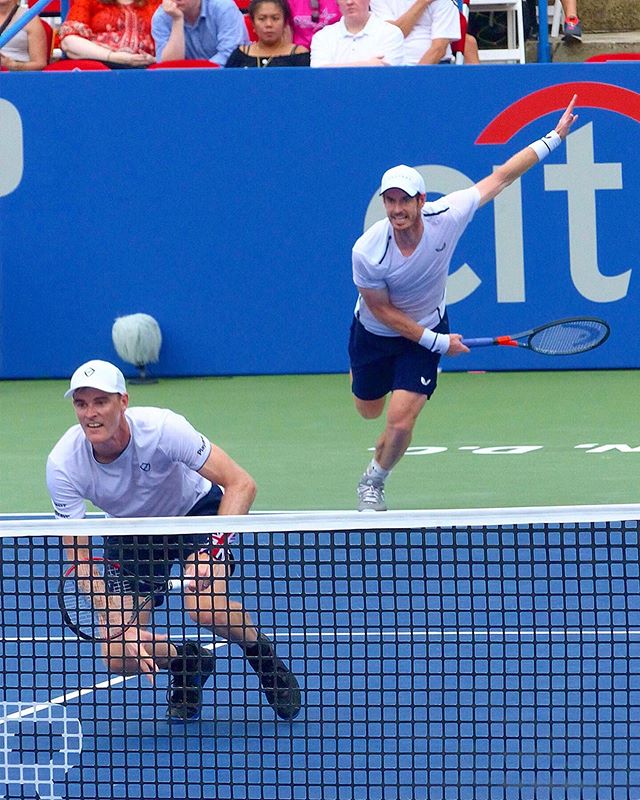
xmin=248 ymin=0 xmax=293 ymax=26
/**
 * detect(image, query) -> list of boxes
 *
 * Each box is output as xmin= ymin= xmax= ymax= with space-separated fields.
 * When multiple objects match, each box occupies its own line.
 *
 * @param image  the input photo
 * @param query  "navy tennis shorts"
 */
xmin=103 ymin=484 xmax=231 ymax=605
xmin=349 ymin=312 xmax=449 ymax=401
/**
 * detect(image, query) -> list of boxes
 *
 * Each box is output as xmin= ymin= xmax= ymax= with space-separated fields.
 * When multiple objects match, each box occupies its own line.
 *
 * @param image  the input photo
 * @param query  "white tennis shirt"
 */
xmin=46 ymin=407 xmax=212 ymax=519
xmin=310 ymin=13 xmax=405 ymax=67
xmin=353 ymin=186 xmax=480 ymax=337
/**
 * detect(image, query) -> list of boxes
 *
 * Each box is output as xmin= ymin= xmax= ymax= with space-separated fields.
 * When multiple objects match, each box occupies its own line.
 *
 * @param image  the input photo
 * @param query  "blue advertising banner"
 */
xmin=0 ymin=64 xmax=638 ymax=378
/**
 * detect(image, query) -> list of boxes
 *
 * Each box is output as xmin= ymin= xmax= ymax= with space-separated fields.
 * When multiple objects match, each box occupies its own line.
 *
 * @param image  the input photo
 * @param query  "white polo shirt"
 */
xmin=310 ymin=13 xmax=405 ymax=67
xmin=46 ymin=407 xmax=213 ymax=519
xmin=352 ymin=186 xmax=480 ymax=336
xmin=369 ymin=0 xmax=460 ymax=65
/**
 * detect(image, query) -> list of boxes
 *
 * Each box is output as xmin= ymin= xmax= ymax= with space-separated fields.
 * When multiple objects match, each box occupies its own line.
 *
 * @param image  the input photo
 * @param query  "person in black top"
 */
xmin=226 ymin=0 xmax=310 ymax=67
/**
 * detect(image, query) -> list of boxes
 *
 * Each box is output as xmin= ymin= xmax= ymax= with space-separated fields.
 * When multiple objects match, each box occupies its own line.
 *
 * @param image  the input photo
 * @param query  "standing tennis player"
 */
xmin=47 ymin=359 xmax=301 ymax=721
xmin=351 ymin=96 xmax=578 ymax=511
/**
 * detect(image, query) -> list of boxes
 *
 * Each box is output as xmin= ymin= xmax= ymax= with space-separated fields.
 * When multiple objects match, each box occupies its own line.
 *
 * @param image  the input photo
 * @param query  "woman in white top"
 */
xmin=0 ymin=0 xmax=48 ymax=70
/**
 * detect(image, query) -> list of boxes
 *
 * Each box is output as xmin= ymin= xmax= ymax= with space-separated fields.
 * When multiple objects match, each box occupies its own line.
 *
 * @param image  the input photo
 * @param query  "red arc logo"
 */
xmin=475 ymin=81 xmax=640 ymax=145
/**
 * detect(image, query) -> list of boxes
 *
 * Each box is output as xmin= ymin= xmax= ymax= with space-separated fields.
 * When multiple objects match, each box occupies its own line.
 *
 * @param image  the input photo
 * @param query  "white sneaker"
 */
xmin=357 ymin=478 xmax=387 ymax=512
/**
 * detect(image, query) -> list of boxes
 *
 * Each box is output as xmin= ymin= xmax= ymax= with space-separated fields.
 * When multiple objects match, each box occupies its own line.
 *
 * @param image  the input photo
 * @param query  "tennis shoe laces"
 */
xmin=357 ymin=477 xmax=387 ymax=512
xmin=562 ymin=16 xmax=582 ymax=41
xmin=167 ymin=641 xmax=215 ymax=722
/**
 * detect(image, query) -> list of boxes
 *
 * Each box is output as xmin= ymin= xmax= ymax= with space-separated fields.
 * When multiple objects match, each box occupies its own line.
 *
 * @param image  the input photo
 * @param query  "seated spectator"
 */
xmin=370 ymin=0 xmax=460 ymax=65
xmin=58 ymin=0 xmax=159 ymax=66
xmin=226 ymin=0 xmax=309 ymax=67
xmin=152 ymin=0 xmax=247 ymax=65
xmin=0 ymin=0 xmax=48 ymax=70
xmin=560 ymin=0 xmax=581 ymax=42
xmin=289 ymin=0 xmax=340 ymax=50
xmin=310 ymin=0 xmax=403 ymax=66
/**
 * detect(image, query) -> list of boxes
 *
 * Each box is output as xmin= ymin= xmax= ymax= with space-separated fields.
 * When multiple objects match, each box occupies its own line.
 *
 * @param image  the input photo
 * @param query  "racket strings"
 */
xmin=529 ymin=320 xmax=608 ymax=355
xmin=62 ymin=563 xmax=139 ymax=640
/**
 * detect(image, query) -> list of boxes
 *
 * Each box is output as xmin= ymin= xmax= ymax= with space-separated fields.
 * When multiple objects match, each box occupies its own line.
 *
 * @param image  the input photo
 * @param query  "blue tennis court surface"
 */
xmin=2 ymin=520 xmax=640 ymax=799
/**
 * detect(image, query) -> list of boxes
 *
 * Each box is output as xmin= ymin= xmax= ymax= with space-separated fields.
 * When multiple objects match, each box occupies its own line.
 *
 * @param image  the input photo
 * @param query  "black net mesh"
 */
xmin=1 ymin=510 xmax=639 ymax=799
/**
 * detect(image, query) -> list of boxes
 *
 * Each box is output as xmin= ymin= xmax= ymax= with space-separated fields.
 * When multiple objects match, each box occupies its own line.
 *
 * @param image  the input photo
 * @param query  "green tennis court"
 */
xmin=1 ymin=368 xmax=637 ymax=512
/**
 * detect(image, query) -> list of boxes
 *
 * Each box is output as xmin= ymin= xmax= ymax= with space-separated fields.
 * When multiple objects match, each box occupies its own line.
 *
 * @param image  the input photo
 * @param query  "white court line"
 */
xmin=3 ymin=628 xmax=640 ymax=645
xmin=3 ymin=627 xmax=638 ymax=723
xmin=0 ymin=641 xmax=227 ymax=724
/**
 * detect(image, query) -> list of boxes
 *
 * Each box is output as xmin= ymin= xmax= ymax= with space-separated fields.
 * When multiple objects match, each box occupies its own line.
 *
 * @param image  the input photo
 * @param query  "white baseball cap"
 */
xmin=379 ymin=164 xmax=426 ymax=197
xmin=64 ymin=360 xmax=127 ymax=399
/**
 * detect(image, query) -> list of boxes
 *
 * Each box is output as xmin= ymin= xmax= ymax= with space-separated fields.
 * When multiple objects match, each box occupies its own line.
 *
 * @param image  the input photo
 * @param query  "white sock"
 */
xmin=364 ymin=459 xmax=390 ymax=483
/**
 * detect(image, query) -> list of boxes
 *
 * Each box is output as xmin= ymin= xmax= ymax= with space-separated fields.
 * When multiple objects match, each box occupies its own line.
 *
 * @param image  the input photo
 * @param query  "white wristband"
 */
xmin=529 ymin=129 xmax=562 ymax=162
xmin=419 ymin=328 xmax=450 ymax=355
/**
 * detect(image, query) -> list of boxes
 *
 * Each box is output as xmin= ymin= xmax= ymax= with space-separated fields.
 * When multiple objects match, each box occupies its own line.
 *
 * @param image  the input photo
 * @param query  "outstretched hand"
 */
xmin=555 ymin=94 xmax=579 ymax=140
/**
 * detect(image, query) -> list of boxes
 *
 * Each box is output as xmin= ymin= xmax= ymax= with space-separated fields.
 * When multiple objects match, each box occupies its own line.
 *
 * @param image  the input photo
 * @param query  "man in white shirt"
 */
xmin=370 ymin=0 xmax=459 ymax=65
xmin=350 ymin=97 xmax=579 ymax=511
xmin=48 ymin=359 xmax=301 ymax=722
xmin=310 ymin=0 xmax=404 ymax=67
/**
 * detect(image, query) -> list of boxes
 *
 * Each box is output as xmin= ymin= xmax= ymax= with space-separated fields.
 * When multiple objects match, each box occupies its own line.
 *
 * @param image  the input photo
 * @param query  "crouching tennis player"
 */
xmin=47 ymin=359 xmax=301 ymax=722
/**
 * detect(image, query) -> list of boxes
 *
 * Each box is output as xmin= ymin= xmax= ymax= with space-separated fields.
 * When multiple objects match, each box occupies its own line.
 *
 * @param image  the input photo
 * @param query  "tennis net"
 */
xmin=1 ymin=505 xmax=639 ymax=800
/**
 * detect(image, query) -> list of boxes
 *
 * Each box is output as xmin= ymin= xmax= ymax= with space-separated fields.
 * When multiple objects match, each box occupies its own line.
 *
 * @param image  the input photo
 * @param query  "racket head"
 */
xmin=525 ymin=317 xmax=610 ymax=356
xmin=58 ymin=557 xmax=152 ymax=642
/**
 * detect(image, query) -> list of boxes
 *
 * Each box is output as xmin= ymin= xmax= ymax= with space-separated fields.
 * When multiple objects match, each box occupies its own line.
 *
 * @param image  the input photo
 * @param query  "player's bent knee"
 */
xmin=354 ymin=397 xmax=385 ymax=419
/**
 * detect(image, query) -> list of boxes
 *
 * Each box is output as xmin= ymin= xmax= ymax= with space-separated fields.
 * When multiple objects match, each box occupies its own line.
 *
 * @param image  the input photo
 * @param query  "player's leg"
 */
xmin=356 ymin=390 xmax=427 ymax=512
xmin=353 ymin=391 xmax=386 ymax=420
xmin=356 ymin=324 xmax=444 ymax=510
xmin=100 ymin=535 xmax=185 ymax=685
xmin=100 ymin=609 xmax=175 ymax=677
xmin=349 ymin=316 xmax=402 ymax=510
xmin=374 ymin=389 xmax=428 ymax=471
xmin=182 ymin=551 xmax=301 ymax=721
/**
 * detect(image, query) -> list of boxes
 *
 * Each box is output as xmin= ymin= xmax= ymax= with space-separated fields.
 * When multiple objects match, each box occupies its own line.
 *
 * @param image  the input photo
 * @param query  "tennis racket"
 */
xmin=461 ymin=317 xmax=610 ymax=356
xmin=58 ymin=557 xmax=176 ymax=642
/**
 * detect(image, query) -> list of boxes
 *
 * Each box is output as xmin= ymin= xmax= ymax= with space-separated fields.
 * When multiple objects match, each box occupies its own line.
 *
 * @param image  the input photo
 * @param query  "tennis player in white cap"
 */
xmin=350 ymin=96 xmax=578 ymax=512
xmin=47 ymin=359 xmax=301 ymax=722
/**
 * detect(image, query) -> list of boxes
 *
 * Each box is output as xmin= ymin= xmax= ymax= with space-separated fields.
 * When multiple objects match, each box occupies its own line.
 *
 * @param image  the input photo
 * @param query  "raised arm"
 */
xmin=474 ymin=94 xmax=578 ymax=207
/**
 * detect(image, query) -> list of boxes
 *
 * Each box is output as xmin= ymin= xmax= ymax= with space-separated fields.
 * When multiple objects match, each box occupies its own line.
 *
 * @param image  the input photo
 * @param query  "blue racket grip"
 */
xmin=461 ymin=337 xmax=494 ymax=348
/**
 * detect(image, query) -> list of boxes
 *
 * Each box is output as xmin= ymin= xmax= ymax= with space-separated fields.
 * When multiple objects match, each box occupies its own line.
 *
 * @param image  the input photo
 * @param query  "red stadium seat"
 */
xmin=27 ymin=0 xmax=60 ymax=10
xmin=244 ymin=14 xmax=257 ymax=42
xmin=451 ymin=8 xmax=468 ymax=63
xmin=27 ymin=0 xmax=61 ymax=20
xmin=148 ymin=59 xmax=220 ymax=69
xmin=43 ymin=59 xmax=110 ymax=70
xmin=585 ymin=52 xmax=640 ymax=62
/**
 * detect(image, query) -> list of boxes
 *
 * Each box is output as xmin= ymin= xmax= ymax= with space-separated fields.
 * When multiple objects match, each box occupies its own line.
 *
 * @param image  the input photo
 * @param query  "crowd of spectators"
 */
xmin=0 ymin=0 xmax=581 ymax=71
